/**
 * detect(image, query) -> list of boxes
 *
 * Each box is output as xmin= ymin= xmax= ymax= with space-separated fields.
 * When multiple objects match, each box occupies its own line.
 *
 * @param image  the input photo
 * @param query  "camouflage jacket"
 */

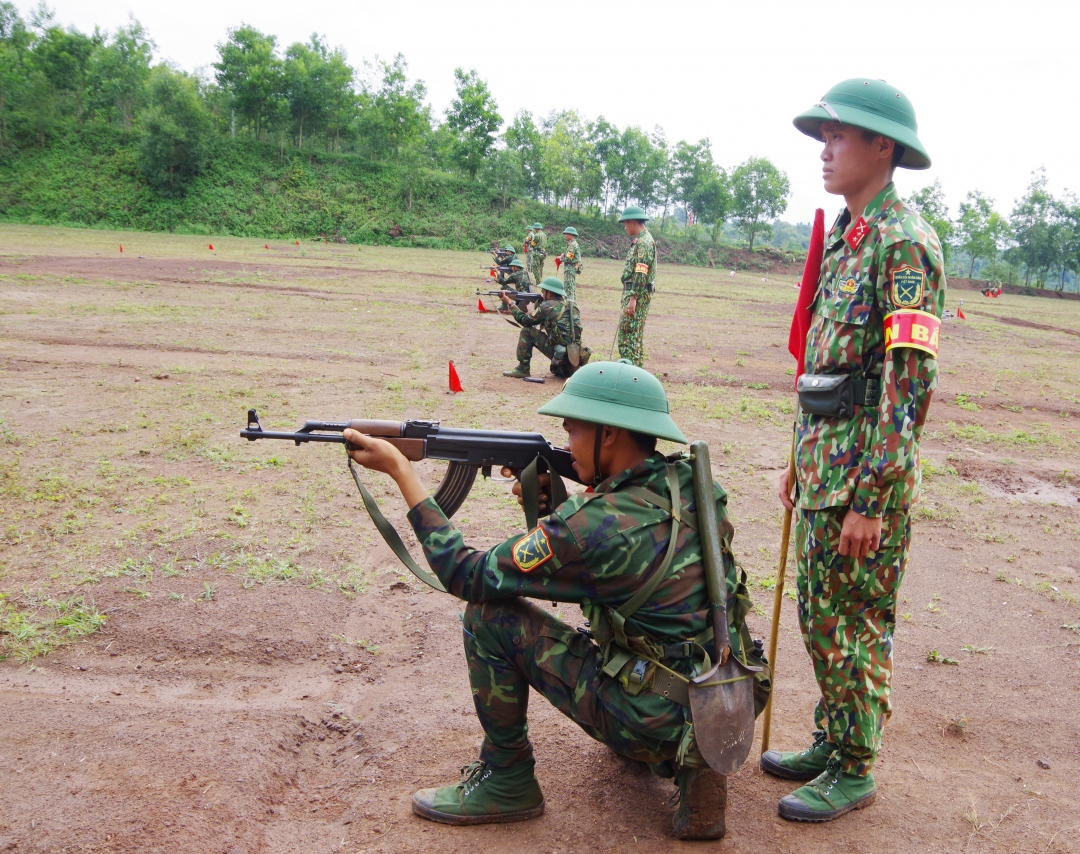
xmin=509 ymin=298 xmax=581 ymax=344
xmin=532 ymin=230 xmax=547 ymax=256
xmin=621 ymin=228 xmax=656 ymax=296
xmin=495 ymin=267 xmax=532 ymax=290
xmin=559 ymin=238 xmax=582 ymax=272
xmin=407 ymin=453 xmax=735 ymax=732
xmin=795 ymin=182 xmax=946 ymax=516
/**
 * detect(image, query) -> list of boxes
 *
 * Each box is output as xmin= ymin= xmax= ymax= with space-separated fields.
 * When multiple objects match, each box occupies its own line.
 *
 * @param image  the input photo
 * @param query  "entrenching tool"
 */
xmin=689 ymin=441 xmax=759 ymax=775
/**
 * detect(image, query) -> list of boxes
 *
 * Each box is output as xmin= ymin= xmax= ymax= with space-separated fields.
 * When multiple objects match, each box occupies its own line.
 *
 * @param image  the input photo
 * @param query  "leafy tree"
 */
xmin=29 ymin=22 xmax=100 ymax=123
xmin=444 ymin=67 xmax=500 ymax=180
xmin=214 ymin=25 xmax=283 ymax=140
xmin=88 ymin=19 xmax=153 ymax=131
xmin=729 ymin=156 xmax=790 ymax=250
xmin=672 ymin=138 xmax=730 ymax=240
xmin=1058 ymin=196 xmax=1080 ymax=293
xmin=481 ymin=146 xmax=525 ymax=210
xmin=137 ymin=65 xmax=212 ymax=196
xmin=283 ymin=35 xmax=354 ymax=150
xmin=504 ymin=109 xmax=542 ymax=198
xmin=1007 ymin=169 xmax=1058 ymax=287
xmin=955 ymin=191 xmax=1009 ymax=278
xmin=355 ymin=54 xmax=429 ymax=161
xmin=907 ymin=180 xmax=954 ymax=261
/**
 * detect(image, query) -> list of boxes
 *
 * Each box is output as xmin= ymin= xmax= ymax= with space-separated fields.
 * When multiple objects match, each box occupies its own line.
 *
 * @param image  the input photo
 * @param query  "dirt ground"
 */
xmin=1 ymin=224 xmax=1079 ymax=854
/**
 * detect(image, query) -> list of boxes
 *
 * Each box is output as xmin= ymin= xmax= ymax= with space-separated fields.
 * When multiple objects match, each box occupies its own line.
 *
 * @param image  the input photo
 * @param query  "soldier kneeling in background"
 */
xmin=501 ymin=277 xmax=588 ymax=379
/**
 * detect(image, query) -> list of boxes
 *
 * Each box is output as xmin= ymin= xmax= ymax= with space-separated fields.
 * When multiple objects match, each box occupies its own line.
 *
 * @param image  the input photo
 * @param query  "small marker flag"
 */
xmin=119 ymin=245 xmax=123 ymax=253
xmin=957 ymin=307 xmax=966 ymax=319
xmin=477 ymin=298 xmax=486 ymax=312
xmin=448 ymin=361 xmax=464 ymax=393
xmin=209 ymin=244 xmax=214 ymax=250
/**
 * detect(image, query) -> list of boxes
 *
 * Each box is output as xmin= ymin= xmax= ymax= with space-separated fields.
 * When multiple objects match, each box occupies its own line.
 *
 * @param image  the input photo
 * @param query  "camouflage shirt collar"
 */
xmin=594 ymin=452 xmax=668 ymax=494
xmin=828 ymin=182 xmax=900 ymax=245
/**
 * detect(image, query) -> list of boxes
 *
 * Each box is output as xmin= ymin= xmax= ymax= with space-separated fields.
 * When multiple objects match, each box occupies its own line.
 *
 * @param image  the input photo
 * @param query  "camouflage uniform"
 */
xmin=618 ymin=227 xmax=656 ymax=367
xmin=530 ymin=230 xmax=547 ymax=284
xmin=793 ymin=181 xmax=946 ymax=776
xmin=405 ymin=454 xmax=737 ymax=771
xmin=559 ymin=239 xmax=582 ymax=303
xmin=495 ymin=266 xmax=533 ymax=291
xmin=509 ymin=298 xmax=581 ymax=375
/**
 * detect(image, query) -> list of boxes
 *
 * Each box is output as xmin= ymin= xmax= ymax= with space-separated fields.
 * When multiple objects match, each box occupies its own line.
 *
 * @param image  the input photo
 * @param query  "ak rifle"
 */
xmin=240 ymin=409 xmax=580 ymax=519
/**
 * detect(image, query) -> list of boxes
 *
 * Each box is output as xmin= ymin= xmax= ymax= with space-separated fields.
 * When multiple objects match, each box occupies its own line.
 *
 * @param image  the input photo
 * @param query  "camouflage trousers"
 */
xmin=530 ymin=256 xmax=545 ymax=286
xmin=617 ymin=289 xmax=653 ymax=367
xmin=562 ymin=267 xmax=578 ymax=303
xmin=795 ymin=508 xmax=910 ymax=777
xmin=516 ymin=327 xmax=555 ymax=365
xmin=462 ymin=599 xmax=681 ymax=768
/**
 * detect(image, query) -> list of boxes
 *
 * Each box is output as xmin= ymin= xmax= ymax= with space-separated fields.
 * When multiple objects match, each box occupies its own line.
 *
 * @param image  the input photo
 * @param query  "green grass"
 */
xmin=0 ymin=592 xmax=107 ymax=662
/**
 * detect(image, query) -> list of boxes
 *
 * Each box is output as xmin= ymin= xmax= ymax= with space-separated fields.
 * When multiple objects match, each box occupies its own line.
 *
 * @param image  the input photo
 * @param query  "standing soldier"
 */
xmin=530 ymin=222 xmax=547 ymax=284
xmin=617 ymin=206 xmax=656 ymax=367
xmin=767 ymin=79 xmax=946 ymax=822
xmin=500 ymin=277 xmax=584 ymax=378
xmin=344 ymin=360 xmax=757 ymax=839
xmin=558 ymin=226 xmax=583 ymax=302
xmin=523 ymin=225 xmax=535 ymax=276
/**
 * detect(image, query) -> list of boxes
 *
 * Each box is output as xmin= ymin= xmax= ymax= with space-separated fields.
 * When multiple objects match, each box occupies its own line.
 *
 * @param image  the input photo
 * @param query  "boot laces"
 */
xmin=458 ymin=761 xmax=492 ymax=799
xmin=810 ymin=757 xmax=844 ymax=796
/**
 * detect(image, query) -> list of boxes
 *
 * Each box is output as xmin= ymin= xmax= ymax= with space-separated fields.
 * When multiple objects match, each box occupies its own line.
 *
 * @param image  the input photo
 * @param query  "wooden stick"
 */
xmin=760 ymin=440 xmax=796 ymax=755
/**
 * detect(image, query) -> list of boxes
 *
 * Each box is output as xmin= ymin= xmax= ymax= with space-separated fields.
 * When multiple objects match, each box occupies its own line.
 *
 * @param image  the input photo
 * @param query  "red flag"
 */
xmin=264 ymin=244 xmax=269 ymax=249
xmin=295 ymin=240 xmax=300 ymax=245
xmin=448 ymin=361 xmax=464 ymax=393
xmin=788 ymin=209 xmax=826 ymax=387
xmin=477 ymin=298 xmax=487 ymax=312
xmin=957 ymin=307 xmax=966 ymax=319
xmin=554 ymin=256 xmax=562 ymax=271
xmin=208 ymin=244 xmax=214 ymax=250
xmin=119 ymin=244 xmax=123 ymax=253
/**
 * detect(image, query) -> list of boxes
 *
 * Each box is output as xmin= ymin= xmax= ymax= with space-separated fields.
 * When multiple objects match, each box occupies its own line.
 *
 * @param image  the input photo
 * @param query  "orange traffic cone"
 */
xmin=477 ymin=298 xmax=487 ymax=312
xmin=448 ymin=361 xmax=464 ymax=393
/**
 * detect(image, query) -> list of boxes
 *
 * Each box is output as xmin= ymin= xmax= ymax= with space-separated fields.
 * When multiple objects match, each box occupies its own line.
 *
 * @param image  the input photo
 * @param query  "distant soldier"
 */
xmin=530 ymin=223 xmax=547 ymax=284
xmin=495 ymin=257 xmax=533 ymax=292
xmin=523 ymin=225 xmax=535 ymax=274
xmin=558 ymin=227 xmax=583 ymax=302
xmin=501 ymin=277 xmax=584 ymax=379
xmin=617 ymin=206 xmax=656 ymax=367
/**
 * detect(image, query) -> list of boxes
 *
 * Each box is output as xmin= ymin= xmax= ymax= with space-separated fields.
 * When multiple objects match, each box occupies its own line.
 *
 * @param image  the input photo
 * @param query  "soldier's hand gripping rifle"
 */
xmin=240 ymin=409 xmax=580 ymax=522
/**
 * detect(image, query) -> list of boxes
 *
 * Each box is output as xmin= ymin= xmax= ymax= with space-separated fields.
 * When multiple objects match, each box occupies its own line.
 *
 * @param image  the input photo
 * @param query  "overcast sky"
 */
xmin=32 ymin=0 xmax=1080 ymax=223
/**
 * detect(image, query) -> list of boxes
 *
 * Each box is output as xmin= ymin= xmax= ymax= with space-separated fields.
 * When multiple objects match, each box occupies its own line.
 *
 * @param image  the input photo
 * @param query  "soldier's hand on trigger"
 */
xmin=502 ymin=467 xmax=551 ymax=516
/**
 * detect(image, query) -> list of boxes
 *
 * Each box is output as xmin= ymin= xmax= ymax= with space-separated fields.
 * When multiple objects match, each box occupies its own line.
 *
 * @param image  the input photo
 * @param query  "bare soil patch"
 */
xmin=1 ymin=226 xmax=1079 ymax=853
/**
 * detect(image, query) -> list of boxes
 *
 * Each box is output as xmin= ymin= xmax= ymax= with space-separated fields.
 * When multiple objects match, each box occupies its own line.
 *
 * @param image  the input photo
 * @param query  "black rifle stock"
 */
xmin=240 ymin=410 xmax=581 ymax=518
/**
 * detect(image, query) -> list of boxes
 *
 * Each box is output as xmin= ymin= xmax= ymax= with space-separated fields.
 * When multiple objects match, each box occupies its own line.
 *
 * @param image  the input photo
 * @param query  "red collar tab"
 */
xmin=845 ymin=216 xmax=869 ymax=251
xmin=842 ymin=217 xmax=868 ymax=250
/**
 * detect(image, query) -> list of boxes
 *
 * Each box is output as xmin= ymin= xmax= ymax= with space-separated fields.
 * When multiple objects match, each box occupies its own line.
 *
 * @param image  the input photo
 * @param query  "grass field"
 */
xmin=1 ymin=224 xmax=1079 ymax=853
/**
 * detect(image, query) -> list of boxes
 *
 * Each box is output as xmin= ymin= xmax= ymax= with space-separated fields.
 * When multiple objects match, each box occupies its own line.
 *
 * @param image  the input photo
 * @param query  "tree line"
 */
xmin=0 ymin=6 xmax=792 ymax=248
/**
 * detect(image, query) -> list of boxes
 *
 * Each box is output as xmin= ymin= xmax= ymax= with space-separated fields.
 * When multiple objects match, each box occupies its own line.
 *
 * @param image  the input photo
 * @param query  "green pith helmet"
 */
xmin=504 ymin=243 xmax=515 ymax=251
xmin=618 ymin=205 xmax=649 ymax=222
xmin=793 ymin=78 xmax=930 ymax=170
xmin=537 ymin=360 xmax=687 ymax=443
xmin=525 ymin=225 xmax=534 ymax=231
xmin=563 ymin=226 xmax=578 ymax=236
xmin=510 ymin=258 xmax=525 ymax=268
xmin=533 ymin=222 xmax=544 ymax=230
xmin=540 ymin=276 xmax=564 ymax=296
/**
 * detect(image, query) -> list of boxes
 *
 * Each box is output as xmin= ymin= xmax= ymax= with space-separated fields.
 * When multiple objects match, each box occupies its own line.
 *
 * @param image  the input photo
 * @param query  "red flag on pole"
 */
xmin=787 ymin=209 xmax=826 ymax=388
xmin=554 ymin=256 xmax=562 ymax=271
xmin=448 ymin=361 xmax=464 ymax=393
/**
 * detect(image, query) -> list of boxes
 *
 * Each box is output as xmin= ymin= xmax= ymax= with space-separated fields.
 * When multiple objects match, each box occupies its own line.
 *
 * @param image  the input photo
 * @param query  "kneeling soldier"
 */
xmin=494 ymin=257 xmax=533 ymax=292
xmin=344 ymin=361 xmax=754 ymax=839
xmin=501 ymin=276 xmax=584 ymax=379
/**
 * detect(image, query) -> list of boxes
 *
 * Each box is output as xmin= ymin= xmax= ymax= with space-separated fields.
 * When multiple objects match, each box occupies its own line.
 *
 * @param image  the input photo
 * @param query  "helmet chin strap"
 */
xmin=592 ymin=424 xmax=604 ymax=487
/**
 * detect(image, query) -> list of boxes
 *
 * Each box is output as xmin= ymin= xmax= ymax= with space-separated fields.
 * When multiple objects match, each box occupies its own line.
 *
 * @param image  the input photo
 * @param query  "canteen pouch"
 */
xmin=797 ymin=373 xmax=853 ymax=418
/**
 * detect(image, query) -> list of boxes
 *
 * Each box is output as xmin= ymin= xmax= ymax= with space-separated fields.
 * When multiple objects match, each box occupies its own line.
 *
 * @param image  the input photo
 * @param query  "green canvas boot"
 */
xmin=671 ymin=767 xmax=727 ymax=840
xmin=777 ymin=759 xmax=876 ymax=822
xmin=502 ymin=363 xmax=531 ymax=378
xmin=412 ymin=760 xmax=545 ymax=826
xmin=760 ymin=730 xmax=836 ymax=781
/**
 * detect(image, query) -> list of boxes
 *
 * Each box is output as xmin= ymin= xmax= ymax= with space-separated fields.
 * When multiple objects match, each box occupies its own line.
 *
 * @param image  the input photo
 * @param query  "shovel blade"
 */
xmin=567 ymin=343 xmax=581 ymax=367
xmin=689 ymin=660 xmax=757 ymax=775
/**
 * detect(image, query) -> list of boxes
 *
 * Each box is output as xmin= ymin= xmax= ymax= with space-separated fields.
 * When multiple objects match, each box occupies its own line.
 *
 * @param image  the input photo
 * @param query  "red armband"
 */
xmin=884 ymin=309 xmax=941 ymax=356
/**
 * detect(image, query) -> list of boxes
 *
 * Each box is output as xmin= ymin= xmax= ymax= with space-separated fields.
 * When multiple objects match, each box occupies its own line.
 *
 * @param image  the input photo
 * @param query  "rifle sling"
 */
xmin=347 ymin=458 xmax=448 ymax=593
xmin=521 ymin=454 xmax=569 ymax=531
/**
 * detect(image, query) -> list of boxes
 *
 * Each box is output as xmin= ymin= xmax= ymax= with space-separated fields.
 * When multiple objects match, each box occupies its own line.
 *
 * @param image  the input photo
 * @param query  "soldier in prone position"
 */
xmin=765 ymin=79 xmax=946 ymax=822
xmin=344 ymin=361 xmax=745 ymax=839
xmin=500 ymin=277 xmax=584 ymax=379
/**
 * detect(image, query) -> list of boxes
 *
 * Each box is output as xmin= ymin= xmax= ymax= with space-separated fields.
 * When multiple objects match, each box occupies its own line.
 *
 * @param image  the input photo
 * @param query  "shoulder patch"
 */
xmin=634 ymin=263 xmax=650 ymax=274
xmin=890 ymin=265 xmax=926 ymax=308
xmin=512 ymin=527 xmax=553 ymax=572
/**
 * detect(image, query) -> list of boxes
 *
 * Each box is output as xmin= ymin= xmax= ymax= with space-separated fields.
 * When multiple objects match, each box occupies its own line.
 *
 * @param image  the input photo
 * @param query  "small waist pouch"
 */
xmin=797 ymin=373 xmax=854 ymax=418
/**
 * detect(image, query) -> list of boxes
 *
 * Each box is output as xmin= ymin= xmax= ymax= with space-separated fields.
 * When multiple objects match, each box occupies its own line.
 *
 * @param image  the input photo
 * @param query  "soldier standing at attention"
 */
xmin=530 ymin=222 xmax=547 ymax=284
xmin=523 ymin=225 xmax=535 ymax=276
xmin=343 ymin=360 xmax=745 ymax=839
xmin=617 ymin=206 xmax=656 ymax=367
xmin=500 ymin=277 xmax=582 ymax=378
xmin=558 ymin=226 xmax=583 ymax=303
xmin=765 ymin=79 xmax=946 ymax=822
